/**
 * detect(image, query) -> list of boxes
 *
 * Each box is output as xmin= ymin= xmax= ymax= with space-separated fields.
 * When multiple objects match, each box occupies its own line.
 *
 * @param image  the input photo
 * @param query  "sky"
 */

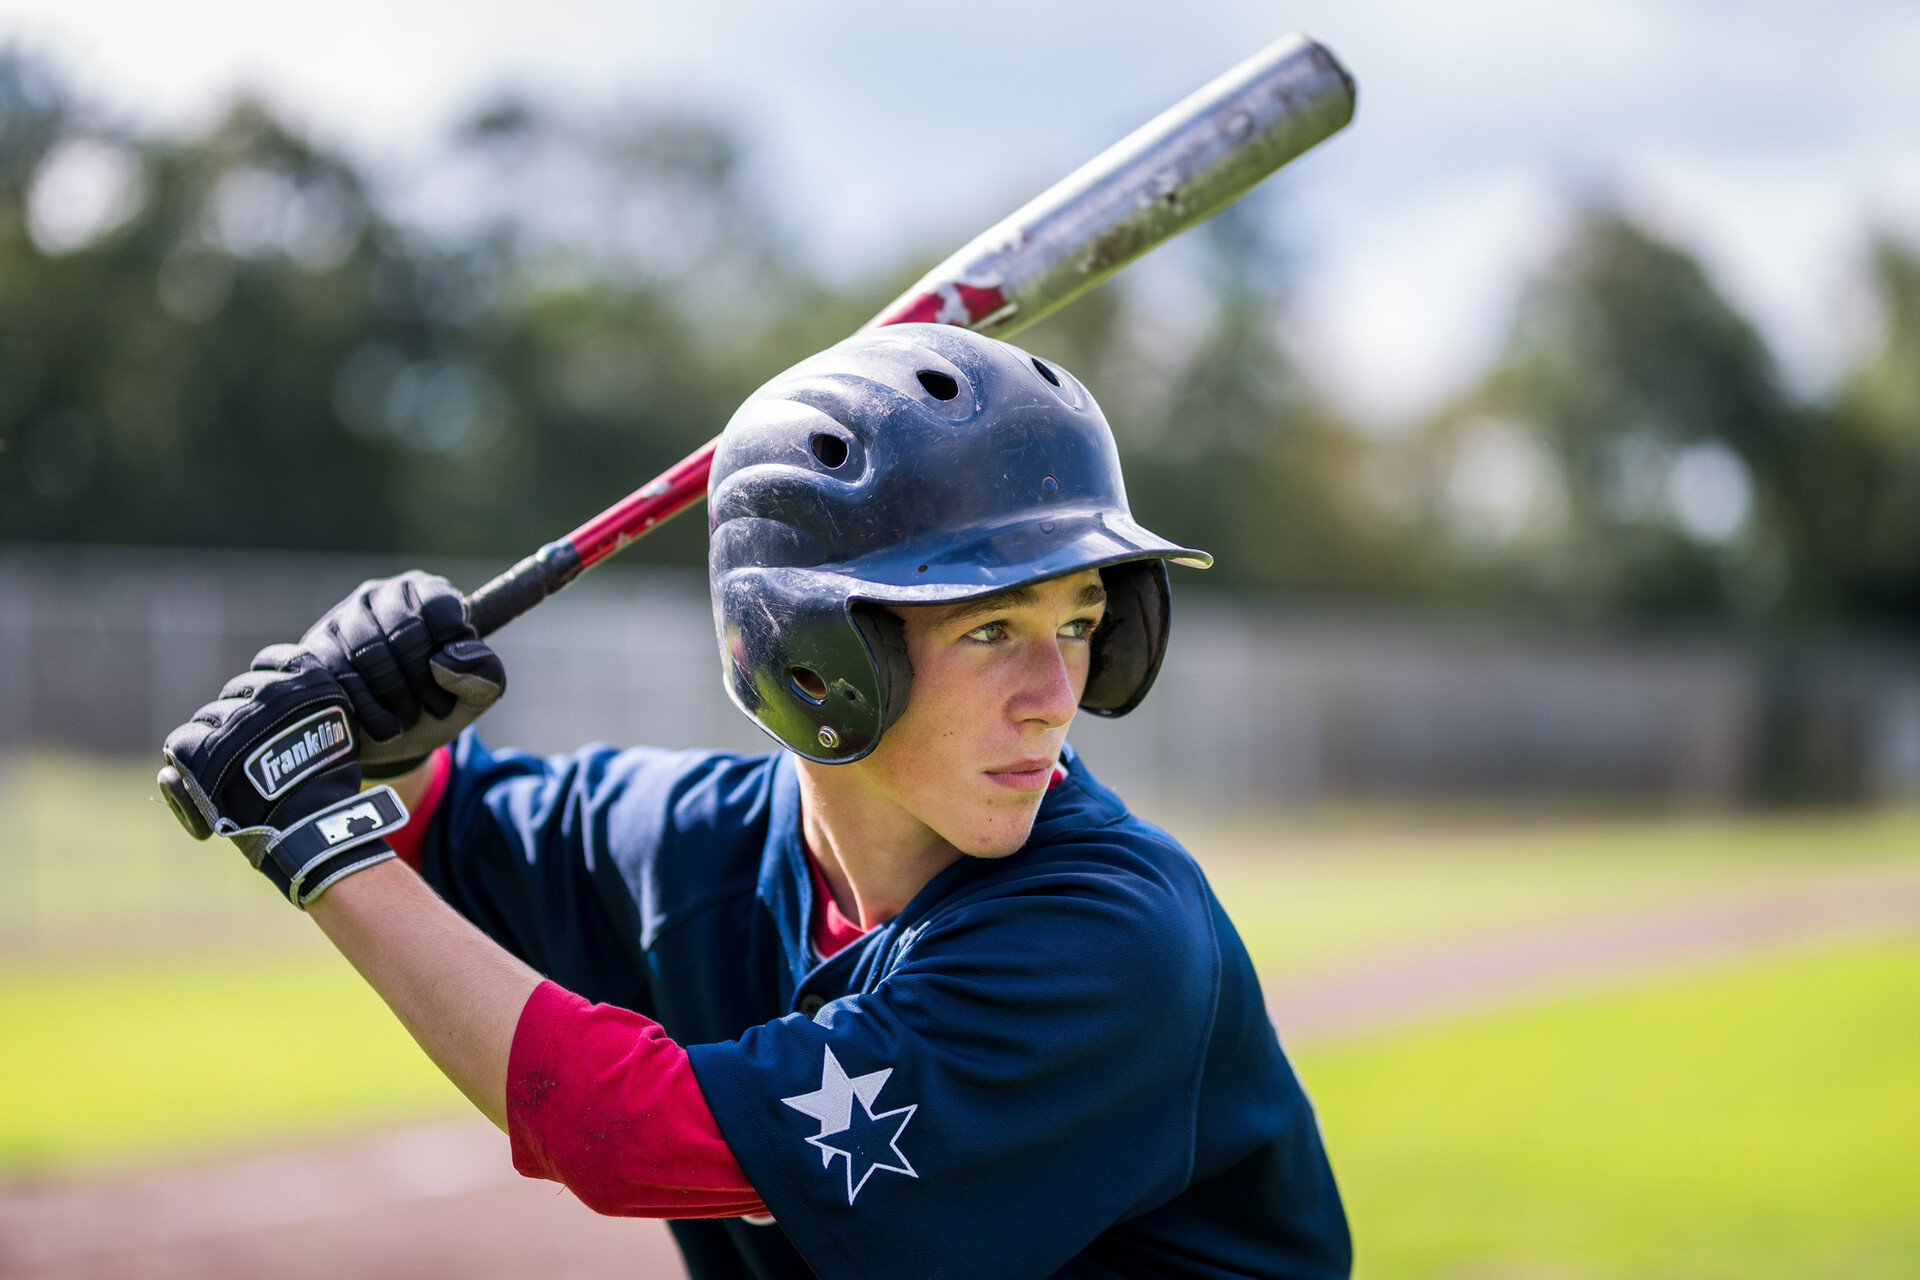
xmin=3 ymin=0 xmax=1917 ymax=428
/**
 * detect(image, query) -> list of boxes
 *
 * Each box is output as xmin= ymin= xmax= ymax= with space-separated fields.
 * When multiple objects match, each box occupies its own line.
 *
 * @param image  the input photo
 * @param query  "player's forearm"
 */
xmin=307 ymin=857 xmax=543 ymax=1130
xmin=308 ymin=860 xmax=764 ymax=1216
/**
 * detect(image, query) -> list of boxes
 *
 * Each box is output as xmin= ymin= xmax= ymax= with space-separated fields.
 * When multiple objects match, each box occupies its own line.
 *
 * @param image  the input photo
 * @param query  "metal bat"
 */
xmin=465 ymin=32 xmax=1355 ymax=637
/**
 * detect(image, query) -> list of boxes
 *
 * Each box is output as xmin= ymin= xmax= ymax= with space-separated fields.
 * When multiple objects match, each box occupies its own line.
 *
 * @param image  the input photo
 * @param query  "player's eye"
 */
xmin=1060 ymin=616 xmax=1099 ymax=640
xmin=965 ymin=621 xmax=1008 ymax=644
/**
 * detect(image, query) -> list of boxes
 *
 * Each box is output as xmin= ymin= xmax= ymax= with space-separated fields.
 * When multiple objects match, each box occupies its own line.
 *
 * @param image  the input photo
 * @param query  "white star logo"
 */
xmin=780 ymin=1046 xmax=919 ymax=1204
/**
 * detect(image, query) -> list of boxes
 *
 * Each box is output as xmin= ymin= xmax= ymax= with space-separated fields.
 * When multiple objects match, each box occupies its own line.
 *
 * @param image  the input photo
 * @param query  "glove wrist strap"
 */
xmin=257 ymin=787 xmax=410 ymax=907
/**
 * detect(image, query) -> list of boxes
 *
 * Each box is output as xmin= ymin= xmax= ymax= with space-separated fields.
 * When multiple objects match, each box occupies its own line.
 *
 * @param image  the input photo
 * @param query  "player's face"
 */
xmin=861 ymin=568 xmax=1108 ymax=858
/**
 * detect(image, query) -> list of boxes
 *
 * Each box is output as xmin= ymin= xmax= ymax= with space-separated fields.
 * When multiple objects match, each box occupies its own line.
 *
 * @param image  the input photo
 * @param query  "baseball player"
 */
xmin=160 ymin=325 xmax=1351 ymax=1279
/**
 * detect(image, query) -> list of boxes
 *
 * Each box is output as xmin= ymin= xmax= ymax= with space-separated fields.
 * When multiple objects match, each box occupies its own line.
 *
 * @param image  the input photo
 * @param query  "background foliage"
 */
xmin=3 ymin=52 xmax=1919 ymax=632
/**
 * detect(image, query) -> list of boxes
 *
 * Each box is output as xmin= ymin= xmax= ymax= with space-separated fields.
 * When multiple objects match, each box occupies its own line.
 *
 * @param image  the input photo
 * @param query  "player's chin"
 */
xmin=952 ymin=788 xmax=1047 ymax=859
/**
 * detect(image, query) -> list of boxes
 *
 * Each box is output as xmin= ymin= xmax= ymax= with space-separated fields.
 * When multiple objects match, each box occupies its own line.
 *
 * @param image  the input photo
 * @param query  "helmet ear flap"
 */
xmin=719 ymin=571 xmax=894 ymax=763
xmin=1081 ymin=560 xmax=1172 ymax=717
xmin=850 ymin=603 xmax=914 ymax=734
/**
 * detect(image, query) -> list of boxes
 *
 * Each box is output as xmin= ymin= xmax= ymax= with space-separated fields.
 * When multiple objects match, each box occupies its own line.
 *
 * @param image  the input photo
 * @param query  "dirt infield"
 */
xmin=0 ymin=1120 xmax=685 ymax=1280
xmin=6 ymin=866 xmax=1916 ymax=1280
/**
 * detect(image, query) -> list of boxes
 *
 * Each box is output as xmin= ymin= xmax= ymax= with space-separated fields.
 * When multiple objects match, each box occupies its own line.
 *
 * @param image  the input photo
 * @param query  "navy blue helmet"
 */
xmin=708 ymin=324 xmax=1209 ymax=763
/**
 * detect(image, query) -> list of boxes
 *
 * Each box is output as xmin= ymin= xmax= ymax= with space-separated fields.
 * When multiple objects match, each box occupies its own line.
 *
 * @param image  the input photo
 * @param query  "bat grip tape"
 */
xmin=464 ymin=539 xmax=584 ymax=638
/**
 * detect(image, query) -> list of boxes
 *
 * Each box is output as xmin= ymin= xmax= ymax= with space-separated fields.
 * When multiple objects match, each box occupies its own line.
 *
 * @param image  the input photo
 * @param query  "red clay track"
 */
xmin=1264 ymin=865 xmax=1920 ymax=1040
xmin=0 ymin=1121 xmax=685 ymax=1280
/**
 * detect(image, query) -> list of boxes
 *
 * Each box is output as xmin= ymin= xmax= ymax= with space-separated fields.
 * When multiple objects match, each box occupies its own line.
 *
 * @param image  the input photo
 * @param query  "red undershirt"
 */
xmin=386 ymin=748 xmax=1059 ymax=1219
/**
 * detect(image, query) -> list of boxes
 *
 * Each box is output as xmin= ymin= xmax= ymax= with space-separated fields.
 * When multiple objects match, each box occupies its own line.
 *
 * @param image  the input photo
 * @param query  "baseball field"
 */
xmin=3 ymin=751 xmax=1917 ymax=1278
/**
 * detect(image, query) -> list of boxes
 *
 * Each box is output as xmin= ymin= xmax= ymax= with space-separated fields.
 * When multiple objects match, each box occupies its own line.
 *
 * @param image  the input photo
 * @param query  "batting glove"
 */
xmin=158 ymin=646 xmax=406 ymax=908
xmin=299 ymin=571 xmax=506 ymax=778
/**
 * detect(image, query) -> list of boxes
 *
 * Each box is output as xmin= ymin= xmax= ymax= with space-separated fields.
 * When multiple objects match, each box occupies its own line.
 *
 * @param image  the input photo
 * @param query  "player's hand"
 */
xmin=299 ymin=571 xmax=506 ymax=778
xmin=157 ymin=646 xmax=406 ymax=907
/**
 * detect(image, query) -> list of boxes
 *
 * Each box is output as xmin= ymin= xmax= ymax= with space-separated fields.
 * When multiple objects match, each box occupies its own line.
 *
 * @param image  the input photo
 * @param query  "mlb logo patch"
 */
xmin=316 ymin=799 xmax=388 ymax=845
xmin=245 ymin=707 xmax=355 ymax=799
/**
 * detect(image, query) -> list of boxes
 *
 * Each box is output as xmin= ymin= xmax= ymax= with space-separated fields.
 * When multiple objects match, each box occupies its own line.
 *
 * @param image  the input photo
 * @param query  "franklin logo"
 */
xmin=245 ymin=708 xmax=354 ymax=799
xmin=316 ymin=800 xmax=386 ymax=846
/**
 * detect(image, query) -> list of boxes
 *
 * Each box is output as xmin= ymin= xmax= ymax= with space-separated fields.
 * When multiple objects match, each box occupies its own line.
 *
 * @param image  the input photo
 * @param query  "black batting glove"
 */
xmin=158 ymin=646 xmax=406 ymax=908
xmin=299 ymin=571 xmax=506 ymax=778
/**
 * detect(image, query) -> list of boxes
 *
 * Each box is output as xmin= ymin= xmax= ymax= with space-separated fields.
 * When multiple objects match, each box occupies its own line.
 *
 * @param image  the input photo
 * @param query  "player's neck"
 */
xmin=792 ymin=757 xmax=962 ymax=931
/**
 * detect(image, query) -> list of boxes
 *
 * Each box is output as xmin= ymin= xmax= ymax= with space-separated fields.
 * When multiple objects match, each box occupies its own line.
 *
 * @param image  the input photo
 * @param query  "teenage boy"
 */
xmin=160 ymin=325 xmax=1350 ymax=1279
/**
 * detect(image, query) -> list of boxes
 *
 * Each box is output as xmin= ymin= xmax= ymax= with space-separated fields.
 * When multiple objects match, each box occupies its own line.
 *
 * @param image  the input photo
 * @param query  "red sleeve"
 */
xmin=507 ymin=980 xmax=767 ymax=1219
xmin=386 ymin=746 xmax=452 ymax=871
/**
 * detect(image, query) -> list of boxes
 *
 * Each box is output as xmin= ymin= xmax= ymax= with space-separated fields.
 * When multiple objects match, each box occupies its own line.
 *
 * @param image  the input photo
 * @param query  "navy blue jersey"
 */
xmin=419 ymin=732 xmax=1349 ymax=1280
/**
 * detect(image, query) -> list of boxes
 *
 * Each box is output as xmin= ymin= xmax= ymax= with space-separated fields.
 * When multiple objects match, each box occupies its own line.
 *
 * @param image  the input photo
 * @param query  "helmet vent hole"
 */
xmin=809 ymin=433 xmax=850 ymax=469
xmin=789 ymin=667 xmax=828 ymax=704
xmin=1032 ymin=358 xmax=1061 ymax=387
xmin=916 ymin=370 xmax=959 ymax=401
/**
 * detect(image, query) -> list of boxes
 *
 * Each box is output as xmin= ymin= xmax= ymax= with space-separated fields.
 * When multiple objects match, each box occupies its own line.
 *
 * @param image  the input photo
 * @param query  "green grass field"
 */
xmin=0 ymin=955 xmax=465 ymax=1174
xmin=3 ymin=754 xmax=1917 ymax=1277
xmin=0 ymin=754 xmax=466 ymax=1174
xmin=1301 ymin=939 xmax=1920 ymax=1280
xmin=0 ymin=752 xmax=312 ymax=958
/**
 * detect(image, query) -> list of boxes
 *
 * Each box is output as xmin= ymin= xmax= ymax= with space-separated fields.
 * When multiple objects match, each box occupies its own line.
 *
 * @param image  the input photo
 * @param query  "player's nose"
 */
xmin=1008 ymin=633 xmax=1081 ymax=730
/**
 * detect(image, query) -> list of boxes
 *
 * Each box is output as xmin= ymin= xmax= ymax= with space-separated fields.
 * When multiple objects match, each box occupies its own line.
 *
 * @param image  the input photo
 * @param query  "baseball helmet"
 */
xmin=709 ymin=323 xmax=1210 ymax=764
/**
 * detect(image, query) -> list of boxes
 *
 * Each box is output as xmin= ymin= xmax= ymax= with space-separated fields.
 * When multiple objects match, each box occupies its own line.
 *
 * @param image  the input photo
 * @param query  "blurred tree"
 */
xmin=0 ymin=58 xmax=880 ymax=567
xmin=0 ymin=63 xmax=442 ymax=552
xmin=1780 ymin=237 xmax=1920 ymax=626
xmin=393 ymin=94 xmax=880 ymax=565
xmin=1408 ymin=208 xmax=1796 ymax=621
xmin=6 ymin=46 xmax=1919 ymax=645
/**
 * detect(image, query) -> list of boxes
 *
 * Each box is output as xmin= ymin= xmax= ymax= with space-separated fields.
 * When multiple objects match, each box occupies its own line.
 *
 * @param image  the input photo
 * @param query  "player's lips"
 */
xmin=984 ymin=757 xmax=1056 ymax=791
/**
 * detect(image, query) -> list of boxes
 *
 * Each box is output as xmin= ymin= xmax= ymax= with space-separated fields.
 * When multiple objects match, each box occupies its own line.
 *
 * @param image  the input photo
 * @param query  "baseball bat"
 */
xmin=463 ymin=33 xmax=1355 ymax=637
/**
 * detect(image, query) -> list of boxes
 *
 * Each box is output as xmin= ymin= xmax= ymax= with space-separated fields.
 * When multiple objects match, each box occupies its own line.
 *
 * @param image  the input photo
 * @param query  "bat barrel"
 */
xmin=867 ymin=33 xmax=1355 ymax=337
